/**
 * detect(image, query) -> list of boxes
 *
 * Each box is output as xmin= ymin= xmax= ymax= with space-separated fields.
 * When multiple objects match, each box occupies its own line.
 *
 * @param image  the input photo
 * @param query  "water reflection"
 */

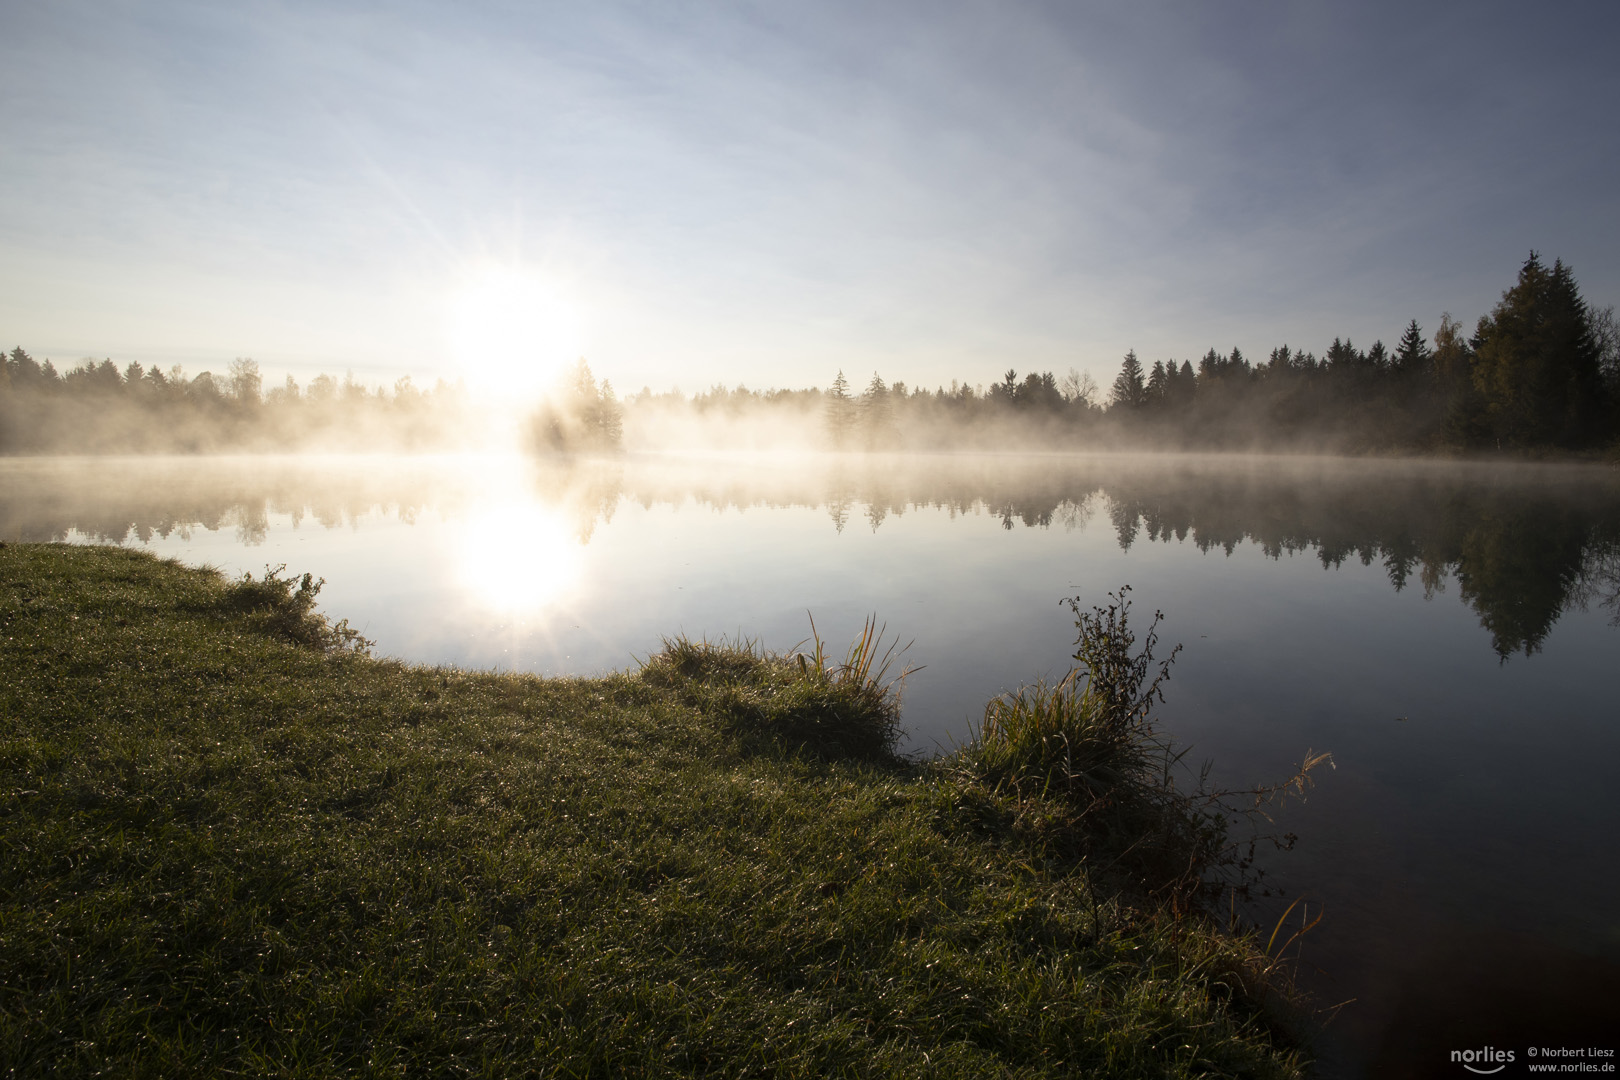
xmin=5 ymin=453 xmax=1615 ymax=657
xmin=457 ymin=503 xmax=583 ymax=612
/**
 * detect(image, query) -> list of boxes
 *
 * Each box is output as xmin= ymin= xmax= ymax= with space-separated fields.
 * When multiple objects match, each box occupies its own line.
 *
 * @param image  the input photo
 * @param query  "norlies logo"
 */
xmin=1453 ymin=1046 xmax=1516 ymax=1074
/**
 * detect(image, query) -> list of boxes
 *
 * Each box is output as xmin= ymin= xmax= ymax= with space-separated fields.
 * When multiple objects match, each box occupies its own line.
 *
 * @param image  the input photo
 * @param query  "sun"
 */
xmin=448 ymin=269 xmax=584 ymax=402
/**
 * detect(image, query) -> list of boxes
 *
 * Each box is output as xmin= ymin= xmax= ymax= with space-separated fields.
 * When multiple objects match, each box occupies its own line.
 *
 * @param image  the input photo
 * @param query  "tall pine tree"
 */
xmin=1110 ymin=350 xmax=1146 ymax=409
xmin=1471 ymin=253 xmax=1603 ymax=447
xmin=825 ymin=370 xmax=855 ymax=447
xmin=1393 ymin=320 xmax=1432 ymax=376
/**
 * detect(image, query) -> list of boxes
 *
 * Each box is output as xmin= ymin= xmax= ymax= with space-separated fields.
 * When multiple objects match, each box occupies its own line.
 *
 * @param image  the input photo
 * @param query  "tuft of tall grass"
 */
xmin=638 ymin=615 xmax=916 ymax=764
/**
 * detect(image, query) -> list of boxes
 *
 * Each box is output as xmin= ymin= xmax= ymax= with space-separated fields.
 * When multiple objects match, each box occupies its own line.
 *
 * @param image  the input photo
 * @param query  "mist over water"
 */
xmin=7 ymin=452 xmax=1617 ymax=657
xmin=5 ymin=450 xmax=1618 ymax=1074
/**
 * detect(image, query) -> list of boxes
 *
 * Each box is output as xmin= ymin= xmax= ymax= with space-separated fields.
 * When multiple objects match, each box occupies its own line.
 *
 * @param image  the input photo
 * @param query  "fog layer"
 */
xmin=7 ymin=452 xmax=1616 ymax=660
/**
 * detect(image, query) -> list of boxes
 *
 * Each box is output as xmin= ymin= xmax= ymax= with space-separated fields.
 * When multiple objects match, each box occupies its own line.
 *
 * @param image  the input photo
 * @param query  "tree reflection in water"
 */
xmin=3 ymin=454 xmax=1615 ymax=658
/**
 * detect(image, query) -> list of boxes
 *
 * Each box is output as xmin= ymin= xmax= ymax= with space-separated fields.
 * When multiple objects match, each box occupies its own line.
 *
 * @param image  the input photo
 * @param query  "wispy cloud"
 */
xmin=2 ymin=0 xmax=1615 ymax=389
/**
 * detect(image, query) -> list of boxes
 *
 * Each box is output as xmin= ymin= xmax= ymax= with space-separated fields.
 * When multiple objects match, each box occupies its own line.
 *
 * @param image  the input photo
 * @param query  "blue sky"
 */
xmin=2 ymin=0 xmax=1616 ymax=394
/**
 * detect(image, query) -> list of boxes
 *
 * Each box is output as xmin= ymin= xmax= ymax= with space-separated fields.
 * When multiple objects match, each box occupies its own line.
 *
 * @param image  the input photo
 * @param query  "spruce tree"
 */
xmin=1471 ymin=253 xmax=1603 ymax=447
xmin=1110 ymin=350 xmax=1146 ymax=409
xmin=862 ymin=372 xmax=892 ymax=444
xmin=825 ymin=370 xmax=855 ymax=447
xmin=1545 ymin=258 xmax=1605 ymax=441
xmin=1393 ymin=320 xmax=1432 ymax=376
xmin=1325 ymin=337 xmax=1362 ymax=370
xmin=1147 ymin=360 xmax=1167 ymax=404
xmin=1366 ymin=341 xmax=1388 ymax=372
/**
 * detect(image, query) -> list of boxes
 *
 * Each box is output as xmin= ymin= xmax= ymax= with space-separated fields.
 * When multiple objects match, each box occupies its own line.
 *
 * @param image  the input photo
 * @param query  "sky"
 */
xmin=3 ymin=0 xmax=1618 ymax=397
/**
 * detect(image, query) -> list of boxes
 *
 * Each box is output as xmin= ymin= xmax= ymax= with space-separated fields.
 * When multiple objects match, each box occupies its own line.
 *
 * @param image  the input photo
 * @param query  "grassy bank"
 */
xmin=1 ymin=544 xmax=1307 ymax=1077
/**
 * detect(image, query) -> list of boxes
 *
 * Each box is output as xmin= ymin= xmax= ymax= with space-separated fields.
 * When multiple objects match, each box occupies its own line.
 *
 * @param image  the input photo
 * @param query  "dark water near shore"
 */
xmin=5 ymin=452 xmax=1617 ymax=1077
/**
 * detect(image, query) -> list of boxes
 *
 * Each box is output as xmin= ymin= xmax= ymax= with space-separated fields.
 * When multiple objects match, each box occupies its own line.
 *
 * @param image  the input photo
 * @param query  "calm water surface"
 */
xmin=6 ymin=452 xmax=1617 ymax=1077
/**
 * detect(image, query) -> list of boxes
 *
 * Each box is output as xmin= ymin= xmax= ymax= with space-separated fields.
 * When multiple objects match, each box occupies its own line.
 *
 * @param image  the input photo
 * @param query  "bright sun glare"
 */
xmin=455 ymin=502 xmax=585 ymax=614
xmin=448 ymin=270 xmax=584 ymax=403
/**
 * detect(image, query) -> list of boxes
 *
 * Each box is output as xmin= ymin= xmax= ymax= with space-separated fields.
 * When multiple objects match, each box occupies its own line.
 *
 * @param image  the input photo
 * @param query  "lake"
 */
xmin=5 ymin=451 xmax=1617 ymax=1077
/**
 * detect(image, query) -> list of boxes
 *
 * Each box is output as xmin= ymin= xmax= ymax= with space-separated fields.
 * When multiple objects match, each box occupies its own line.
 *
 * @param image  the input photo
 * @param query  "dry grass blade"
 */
xmin=796 ymin=612 xmax=921 ymax=698
xmin=840 ymin=613 xmax=920 ymax=694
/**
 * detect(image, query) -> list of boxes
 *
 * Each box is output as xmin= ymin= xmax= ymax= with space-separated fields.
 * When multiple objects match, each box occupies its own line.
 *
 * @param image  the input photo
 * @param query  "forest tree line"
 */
xmin=3 ymin=252 xmax=1616 ymax=455
xmin=815 ymin=253 xmax=1620 ymax=453
xmin=0 ymin=354 xmax=476 ymax=453
xmin=0 ymin=351 xmax=623 ymax=454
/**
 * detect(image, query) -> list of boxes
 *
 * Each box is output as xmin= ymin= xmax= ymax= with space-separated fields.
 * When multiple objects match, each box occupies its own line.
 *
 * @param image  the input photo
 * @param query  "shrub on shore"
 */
xmin=959 ymin=588 xmax=1329 ymax=914
xmin=216 ymin=563 xmax=375 ymax=654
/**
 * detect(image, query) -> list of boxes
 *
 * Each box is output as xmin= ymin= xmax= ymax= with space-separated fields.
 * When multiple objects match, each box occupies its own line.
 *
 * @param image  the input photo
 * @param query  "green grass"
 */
xmin=0 ymin=544 xmax=1308 ymax=1078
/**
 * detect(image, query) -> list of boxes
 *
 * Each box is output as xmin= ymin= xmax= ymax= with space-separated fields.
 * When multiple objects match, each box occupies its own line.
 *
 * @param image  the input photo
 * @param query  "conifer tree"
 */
xmin=1366 ymin=341 xmax=1388 ymax=372
xmin=1471 ymin=253 xmax=1603 ymax=447
xmin=1393 ymin=320 xmax=1432 ymax=376
xmin=825 ymin=369 xmax=855 ymax=447
xmin=1325 ymin=337 xmax=1362 ymax=370
xmin=1110 ymin=350 xmax=1147 ymax=409
xmin=596 ymin=380 xmax=623 ymax=446
xmin=1147 ymin=360 xmax=1167 ymax=404
xmin=861 ymin=372 xmax=892 ymax=445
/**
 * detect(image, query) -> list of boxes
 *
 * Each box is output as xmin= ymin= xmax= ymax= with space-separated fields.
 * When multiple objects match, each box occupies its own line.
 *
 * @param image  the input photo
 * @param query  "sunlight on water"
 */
xmin=454 ymin=501 xmax=584 ymax=614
